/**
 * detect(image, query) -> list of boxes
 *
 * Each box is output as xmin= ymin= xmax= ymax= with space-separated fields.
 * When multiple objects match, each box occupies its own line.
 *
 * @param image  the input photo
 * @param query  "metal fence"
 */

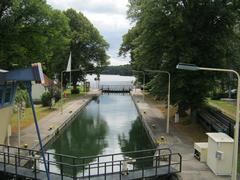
xmin=0 ymin=145 xmax=182 ymax=179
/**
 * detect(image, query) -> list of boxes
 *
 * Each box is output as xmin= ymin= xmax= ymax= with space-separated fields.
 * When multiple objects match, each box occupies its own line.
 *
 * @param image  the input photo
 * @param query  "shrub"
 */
xmin=41 ymin=92 xmax=52 ymax=107
xmin=50 ymin=86 xmax=61 ymax=102
xmin=15 ymin=89 xmax=30 ymax=107
xmin=71 ymin=88 xmax=80 ymax=94
xmin=211 ymin=92 xmax=228 ymax=100
xmin=53 ymin=89 xmax=61 ymax=102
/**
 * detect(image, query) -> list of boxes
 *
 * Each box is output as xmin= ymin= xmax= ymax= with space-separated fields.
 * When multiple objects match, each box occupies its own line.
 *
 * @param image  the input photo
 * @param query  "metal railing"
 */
xmin=0 ymin=145 xmax=182 ymax=179
xmin=101 ymin=85 xmax=133 ymax=92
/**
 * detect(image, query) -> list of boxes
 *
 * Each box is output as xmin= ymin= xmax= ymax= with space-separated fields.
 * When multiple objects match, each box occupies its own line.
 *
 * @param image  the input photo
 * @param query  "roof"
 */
xmin=42 ymin=74 xmax=54 ymax=87
xmin=206 ymin=132 xmax=234 ymax=143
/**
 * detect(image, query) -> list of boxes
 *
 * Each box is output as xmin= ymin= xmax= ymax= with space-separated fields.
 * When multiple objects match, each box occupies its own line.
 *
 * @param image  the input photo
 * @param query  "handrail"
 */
xmin=0 ymin=145 xmax=182 ymax=179
xmin=0 ymin=144 xmax=171 ymax=161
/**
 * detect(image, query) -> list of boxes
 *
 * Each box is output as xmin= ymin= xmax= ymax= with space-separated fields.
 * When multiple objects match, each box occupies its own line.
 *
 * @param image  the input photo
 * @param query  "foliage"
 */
xmin=0 ymin=0 xmax=70 ymax=75
xmin=71 ymin=88 xmax=80 ymax=94
xmin=101 ymin=65 xmax=133 ymax=76
xmin=0 ymin=1 xmax=109 ymax=86
xmin=49 ymin=86 xmax=61 ymax=102
xmin=63 ymin=9 xmax=109 ymax=89
xmin=41 ymin=91 xmax=52 ymax=107
xmin=120 ymin=0 xmax=240 ymax=116
xmin=15 ymin=88 xmax=30 ymax=107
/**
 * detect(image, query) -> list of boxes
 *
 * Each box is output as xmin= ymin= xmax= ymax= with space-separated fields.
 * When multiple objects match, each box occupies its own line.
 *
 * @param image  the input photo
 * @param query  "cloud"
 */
xmin=48 ymin=0 xmax=128 ymax=14
xmin=47 ymin=0 xmax=131 ymax=66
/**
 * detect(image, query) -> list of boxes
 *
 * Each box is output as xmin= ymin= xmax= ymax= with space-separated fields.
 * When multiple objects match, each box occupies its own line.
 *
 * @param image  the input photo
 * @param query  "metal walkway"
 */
xmin=0 ymin=145 xmax=182 ymax=179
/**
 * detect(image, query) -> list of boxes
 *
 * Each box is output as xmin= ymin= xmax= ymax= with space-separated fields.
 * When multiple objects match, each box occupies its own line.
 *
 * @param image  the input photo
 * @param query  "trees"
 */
xmin=0 ymin=1 xmax=109 ymax=89
xmin=63 ymin=9 xmax=109 ymax=89
xmin=0 ymin=0 xmax=70 ymax=73
xmin=120 ymin=0 xmax=240 ymax=116
xmin=101 ymin=65 xmax=133 ymax=76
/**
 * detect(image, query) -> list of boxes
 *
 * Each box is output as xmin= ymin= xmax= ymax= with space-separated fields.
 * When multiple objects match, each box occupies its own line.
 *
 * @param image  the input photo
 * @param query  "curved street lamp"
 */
xmin=144 ymin=69 xmax=171 ymax=134
xmin=132 ymin=70 xmax=146 ymax=102
xmin=176 ymin=63 xmax=239 ymax=180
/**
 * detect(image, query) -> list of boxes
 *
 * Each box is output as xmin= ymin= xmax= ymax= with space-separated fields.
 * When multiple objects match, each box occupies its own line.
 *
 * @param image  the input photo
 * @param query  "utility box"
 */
xmin=194 ymin=142 xmax=208 ymax=162
xmin=206 ymin=132 xmax=233 ymax=176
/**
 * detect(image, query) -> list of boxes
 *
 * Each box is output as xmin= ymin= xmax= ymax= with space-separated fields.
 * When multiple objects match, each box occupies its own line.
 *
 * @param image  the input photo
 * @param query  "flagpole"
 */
xmin=69 ymin=52 xmax=72 ymax=88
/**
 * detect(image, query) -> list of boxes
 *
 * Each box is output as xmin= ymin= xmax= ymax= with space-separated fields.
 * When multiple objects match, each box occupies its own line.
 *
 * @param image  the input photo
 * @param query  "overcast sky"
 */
xmin=46 ymin=0 xmax=131 ymax=66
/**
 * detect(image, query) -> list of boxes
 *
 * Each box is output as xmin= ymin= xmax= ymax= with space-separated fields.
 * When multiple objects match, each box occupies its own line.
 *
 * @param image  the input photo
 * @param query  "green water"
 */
xmin=45 ymin=94 xmax=154 ymax=175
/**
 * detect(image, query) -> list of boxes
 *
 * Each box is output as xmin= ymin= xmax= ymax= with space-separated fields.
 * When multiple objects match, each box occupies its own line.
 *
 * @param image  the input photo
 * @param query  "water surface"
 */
xmin=45 ymin=94 xmax=153 ymax=175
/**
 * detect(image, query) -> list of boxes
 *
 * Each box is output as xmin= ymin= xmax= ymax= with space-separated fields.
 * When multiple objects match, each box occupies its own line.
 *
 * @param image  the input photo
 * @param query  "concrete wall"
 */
xmin=0 ymin=106 xmax=13 ymax=144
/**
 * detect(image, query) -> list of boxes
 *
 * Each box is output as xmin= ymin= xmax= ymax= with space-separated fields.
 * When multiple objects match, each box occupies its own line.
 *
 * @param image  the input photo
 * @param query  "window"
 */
xmin=4 ymin=86 xmax=12 ymax=104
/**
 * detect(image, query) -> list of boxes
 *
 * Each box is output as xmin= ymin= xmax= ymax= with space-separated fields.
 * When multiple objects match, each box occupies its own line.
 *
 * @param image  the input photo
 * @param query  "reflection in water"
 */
xmin=118 ymin=117 xmax=154 ymax=168
xmin=45 ymin=94 xmax=153 ymax=176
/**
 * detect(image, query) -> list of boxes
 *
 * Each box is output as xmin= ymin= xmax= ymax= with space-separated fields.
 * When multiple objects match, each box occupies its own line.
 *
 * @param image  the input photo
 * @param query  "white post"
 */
xmin=167 ymin=72 xmax=170 ymax=134
xmin=232 ymin=72 xmax=240 ymax=180
xmin=144 ymin=70 xmax=171 ymax=134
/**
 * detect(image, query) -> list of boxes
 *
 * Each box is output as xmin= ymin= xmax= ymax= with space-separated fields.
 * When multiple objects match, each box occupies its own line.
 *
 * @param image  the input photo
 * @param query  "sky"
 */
xmin=46 ymin=0 xmax=131 ymax=66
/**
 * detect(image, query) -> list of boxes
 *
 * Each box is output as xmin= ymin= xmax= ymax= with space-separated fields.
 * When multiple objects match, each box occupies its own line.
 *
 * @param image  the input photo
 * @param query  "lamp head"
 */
xmin=176 ymin=63 xmax=200 ymax=71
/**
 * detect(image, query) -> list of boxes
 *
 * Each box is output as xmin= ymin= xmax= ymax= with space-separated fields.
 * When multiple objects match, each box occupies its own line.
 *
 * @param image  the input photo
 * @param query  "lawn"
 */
xmin=207 ymin=98 xmax=236 ymax=120
xmin=10 ymin=88 xmax=85 ymax=134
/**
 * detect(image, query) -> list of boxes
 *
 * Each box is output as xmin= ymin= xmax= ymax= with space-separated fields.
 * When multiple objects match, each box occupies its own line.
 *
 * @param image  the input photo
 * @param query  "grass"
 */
xmin=207 ymin=98 xmax=236 ymax=120
xmin=10 ymin=88 xmax=86 ymax=134
xmin=10 ymin=105 xmax=55 ymax=134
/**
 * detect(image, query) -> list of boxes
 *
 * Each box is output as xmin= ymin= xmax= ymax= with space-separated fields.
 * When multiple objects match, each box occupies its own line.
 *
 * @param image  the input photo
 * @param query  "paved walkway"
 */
xmin=131 ymin=89 xmax=230 ymax=180
xmin=10 ymin=89 xmax=101 ymax=150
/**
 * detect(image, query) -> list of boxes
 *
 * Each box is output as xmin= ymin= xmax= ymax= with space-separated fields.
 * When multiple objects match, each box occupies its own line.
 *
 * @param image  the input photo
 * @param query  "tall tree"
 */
xmin=63 ymin=9 xmax=109 ymax=89
xmin=0 ymin=0 xmax=70 ymax=73
xmin=120 ymin=0 xmax=240 ymax=116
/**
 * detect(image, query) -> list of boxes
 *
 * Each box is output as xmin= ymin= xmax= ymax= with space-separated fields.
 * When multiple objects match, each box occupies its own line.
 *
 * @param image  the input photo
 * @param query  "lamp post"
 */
xmin=144 ymin=70 xmax=171 ymax=134
xmin=176 ymin=63 xmax=239 ymax=180
xmin=132 ymin=70 xmax=145 ymax=102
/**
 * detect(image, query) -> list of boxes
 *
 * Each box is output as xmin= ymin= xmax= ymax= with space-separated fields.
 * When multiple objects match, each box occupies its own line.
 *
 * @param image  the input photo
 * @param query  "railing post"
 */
xmin=142 ymin=166 xmax=144 ymax=178
xmin=7 ymin=146 xmax=9 ymax=164
xmin=34 ymin=158 xmax=37 ymax=179
xmin=60 ymin=155 xmax=63 ymax=180
xmin=3 ymin=152 xmax=6 ymax=172
xmin=168 ymin=154 xmax=172 ymax=174
xmin=112 ymin=155 xmax=114 ymax=173
xmin=97 ymin=157 xmax=99 ymax=175
xmin=17 ymin=148 xmax=20 ymax=166
xmin=180 ymin=154 xmax=182 ymax=172
xmin=83 ymin=159 xmax=85 ymax=177
xmin=88 ymin=164 xmax=90 ymax=180
xmin=155 ymin=154 xmax=158 ymax=175
xmin=15 ymin=155 xmax=18 ymax=176
xmin=73 ymin=158 xmax=76 ymax=180
xmin=104 ymin=162 xmax=107 ymax=180
xmin=119 ymin=161 xmax=122 ymax=180
xmin=47 ymin=153 xmax=50 ymax=172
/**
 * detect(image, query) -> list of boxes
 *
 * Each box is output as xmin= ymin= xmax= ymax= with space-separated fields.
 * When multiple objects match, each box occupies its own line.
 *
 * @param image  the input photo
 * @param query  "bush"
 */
xmin=71 ymin=88 xmax=80 ymax=94
xmin=53 ymin=89 xmax=61 ymax=102
xmin=15 ymin=89 xmax=30 ymax=107
xmin=211 ymin=92 xmax=228 ymax=100
xmin=41 ymin=92 xmax=52 ymax=107
xmin=50 ymin=86 xmax=61 ymax=102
